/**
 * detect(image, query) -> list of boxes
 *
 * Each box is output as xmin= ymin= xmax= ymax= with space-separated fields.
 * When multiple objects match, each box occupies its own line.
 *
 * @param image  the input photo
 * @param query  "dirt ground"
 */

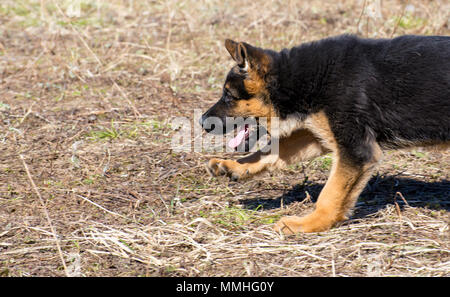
xmin=0 ymin=0 xmax=449 ymax=276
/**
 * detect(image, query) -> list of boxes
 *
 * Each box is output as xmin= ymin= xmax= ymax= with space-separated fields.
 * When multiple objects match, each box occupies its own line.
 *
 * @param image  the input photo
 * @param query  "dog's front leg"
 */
xmin=274 ymin=145 xmax=382 ymax=234
xmin=206 ymin=129 xmax=326 ymax=181
xmin=206 ymin=151 xmax=275 ymax=181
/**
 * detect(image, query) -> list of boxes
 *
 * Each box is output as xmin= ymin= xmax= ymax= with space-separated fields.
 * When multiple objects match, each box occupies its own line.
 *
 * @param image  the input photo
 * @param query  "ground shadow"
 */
xmin=239 ymin=175 xmax=450 ymax=218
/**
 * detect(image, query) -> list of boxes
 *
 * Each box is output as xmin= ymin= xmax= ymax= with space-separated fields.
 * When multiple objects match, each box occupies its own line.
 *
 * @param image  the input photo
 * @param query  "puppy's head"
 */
xmin=200 ymin=40 xmax=275 ymax=150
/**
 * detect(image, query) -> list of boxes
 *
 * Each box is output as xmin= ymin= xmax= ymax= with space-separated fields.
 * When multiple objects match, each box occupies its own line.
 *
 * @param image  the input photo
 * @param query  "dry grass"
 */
xmin=0 ymin=0 xmax=449 ymax=276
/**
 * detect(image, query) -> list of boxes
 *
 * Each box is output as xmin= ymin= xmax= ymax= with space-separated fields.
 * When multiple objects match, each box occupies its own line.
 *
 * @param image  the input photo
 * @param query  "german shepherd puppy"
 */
xmin=200 ymin=34 xmax=449 ymax=234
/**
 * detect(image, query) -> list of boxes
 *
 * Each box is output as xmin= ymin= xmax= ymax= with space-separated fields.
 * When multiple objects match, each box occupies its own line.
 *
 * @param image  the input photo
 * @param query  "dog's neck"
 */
xmin=268 ymin=42 xmax=336 ymax=119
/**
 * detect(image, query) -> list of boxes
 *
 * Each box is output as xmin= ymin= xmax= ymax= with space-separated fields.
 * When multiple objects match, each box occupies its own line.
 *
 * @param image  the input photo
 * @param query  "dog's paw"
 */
xmin=206 ymin=158 xmax=249 ymax=181
xmin=273 ymin=216 xmax=306 ymax=234
xmin=273 ymin=213 xmax=339 ymax=234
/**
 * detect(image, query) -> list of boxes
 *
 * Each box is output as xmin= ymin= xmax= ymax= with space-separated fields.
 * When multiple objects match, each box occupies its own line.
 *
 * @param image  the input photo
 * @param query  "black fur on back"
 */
xmin=265 ymin=34 xmax=450 ymax=164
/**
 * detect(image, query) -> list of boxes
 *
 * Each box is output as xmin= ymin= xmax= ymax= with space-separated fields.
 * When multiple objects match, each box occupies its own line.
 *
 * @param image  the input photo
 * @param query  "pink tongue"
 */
xmin=228 ymin=127 xmax=249 ymax=149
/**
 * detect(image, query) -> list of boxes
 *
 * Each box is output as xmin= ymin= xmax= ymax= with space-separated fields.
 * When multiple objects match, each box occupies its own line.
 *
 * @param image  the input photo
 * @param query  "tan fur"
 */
xmin=243 ymin=75 xmax=265 ymax=95
xmin=276 ymin=129 xmax=329 ymax=166
xmin=304 ymin=111 xmax=339 ymax=152
xmin=232 ymin=98 xmax=275 ymax=118
xmin=274 ymin=152 xmax=381 ymax=233
xmin=273 ymin=112 xmax=383 ymax=234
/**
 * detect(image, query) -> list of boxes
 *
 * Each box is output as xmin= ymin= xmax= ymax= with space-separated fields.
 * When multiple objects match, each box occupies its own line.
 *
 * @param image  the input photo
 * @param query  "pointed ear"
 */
xmin=225 ymin=39 xmax=245 ymax=67
xmin=225 ymin=39 xmax=271 ymax=75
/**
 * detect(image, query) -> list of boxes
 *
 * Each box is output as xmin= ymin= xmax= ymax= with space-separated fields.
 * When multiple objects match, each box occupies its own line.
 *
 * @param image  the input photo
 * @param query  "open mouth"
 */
xmin=200 ymin=115 xmax=270 ymax=152
xmin=227 ymin=123 xmax=268 ymax=152
xmin=227 ymin=124 xmax=250 ymax=150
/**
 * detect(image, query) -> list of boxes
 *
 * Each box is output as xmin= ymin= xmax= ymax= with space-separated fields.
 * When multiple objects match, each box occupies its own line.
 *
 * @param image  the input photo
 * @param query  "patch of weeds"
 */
xmin=392 ymin=164 xmax=400 ymax=170
xmin=0 ymin=268 xmax=9 ymax=277
xmin=144 ymin=119 xmax=172 ymax=132
xmin=313 ymin=155 xmax=333 ymax=171
xmin=71 ymin=240 xmax=80 ymax=250
xmin=86 ymin=121 xmax=120 ymax=141
xmin=119 ymin=239 xmax=134 ymax=251
xmin=411 ymin=150 xmax=426 ymax=159
xmin=2 ymin=1 xmax=42 ymax=28
xmin=72 ymin=90 xmax=82 ymax=97
xmin=319 ymin=17 xmax=328 ymax=25
xmin=79 ymin=174 xmax=103 ymax=186
xmin=17 ymin=17 xmax=40 ymax=28
xmin=82 ymin=178 xmax=95 ymax=185
xmin=255 ymin=213 xmax=282 ymax=225
xmin=125 ymin=119 xmax=173 ymax=140
xmin=394 ymin=15 xmax=427 ymax=30
xmin=165 ymin=265 xmax=177 ymax=273
xmin=11 ymin=4 xmax=31 ymax=17
xmin=287 ymin=164 xmax=304 ymax=171
xmin=43 ymin=179 xmax=65 ymax=188
xmin=54 ymin=92 xmax=65 ymax=102
xmin=86 ymin=119 xmax=173 ymax=142
xmin=88 ymin=128 xmax=120 ymax=141
xmin=0 ymin=102 xmax=10 ymax=110
xmin=56 ymin=18 xmax=93 ymax=28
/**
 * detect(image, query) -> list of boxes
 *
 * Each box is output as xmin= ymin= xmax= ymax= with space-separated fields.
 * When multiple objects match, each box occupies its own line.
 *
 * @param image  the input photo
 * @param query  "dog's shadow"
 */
xmin=238 ymin=175 xmax=450 ymax=218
